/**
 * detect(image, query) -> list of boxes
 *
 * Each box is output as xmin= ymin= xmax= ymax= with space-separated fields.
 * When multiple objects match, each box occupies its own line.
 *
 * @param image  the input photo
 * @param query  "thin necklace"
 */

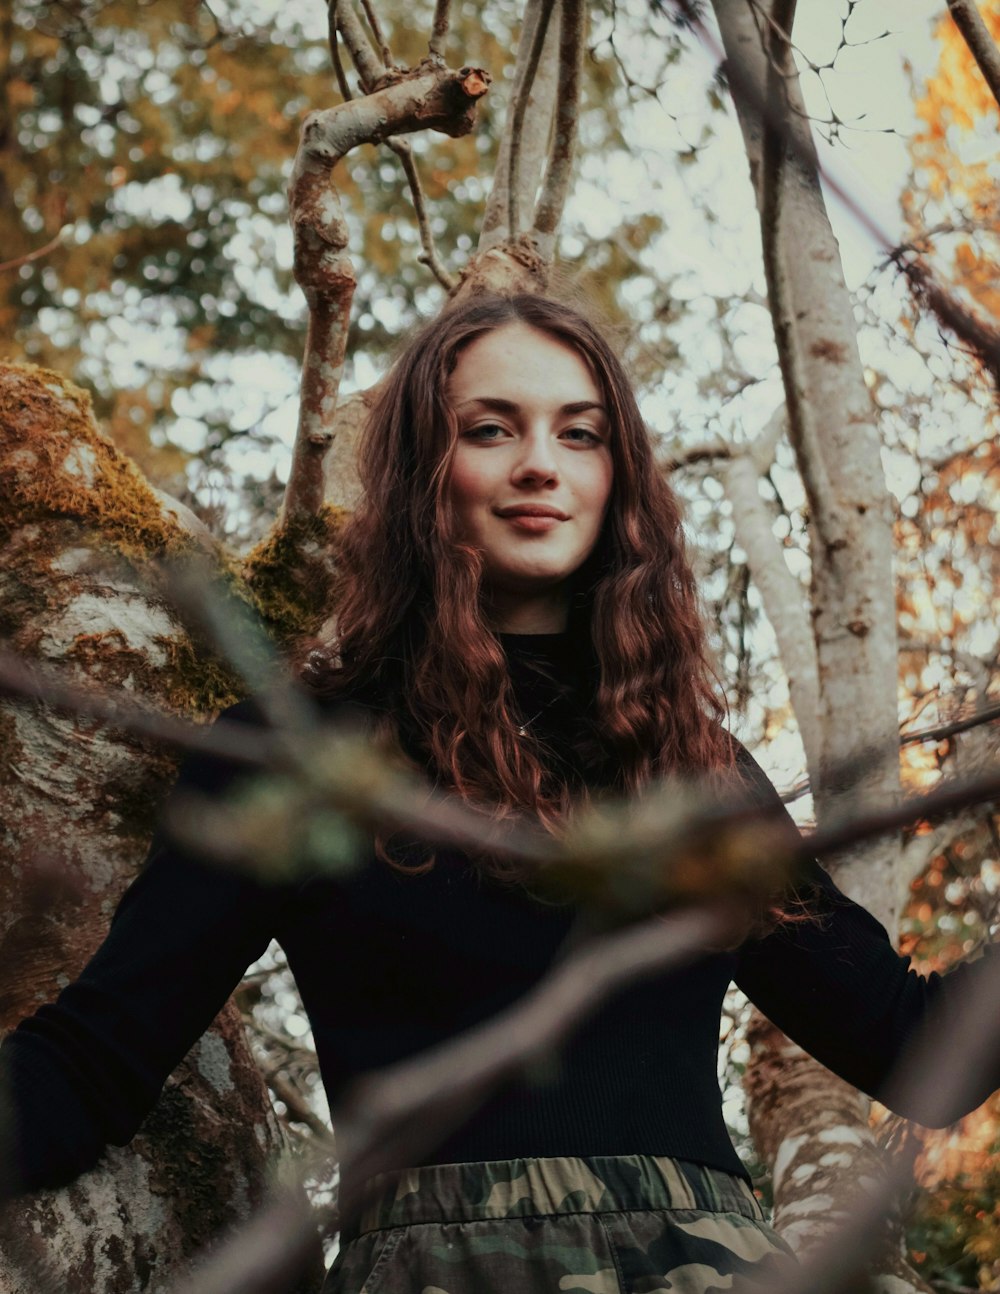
xmin=515 ymin=688 xmax=562 ymax=737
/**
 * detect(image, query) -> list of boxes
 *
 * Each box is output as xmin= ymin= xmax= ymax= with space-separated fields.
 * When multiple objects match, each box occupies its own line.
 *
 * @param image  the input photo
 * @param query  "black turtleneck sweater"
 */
xmin=2 ymin=634 xmax=997 ymax=1195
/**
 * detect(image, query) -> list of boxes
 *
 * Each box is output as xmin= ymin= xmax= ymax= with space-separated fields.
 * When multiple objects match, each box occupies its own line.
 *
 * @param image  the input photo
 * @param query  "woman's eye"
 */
xmin=562 ymin=427 xmax=602 ymax=445
xmin=463 ymin=423 xmax=507 ymax=441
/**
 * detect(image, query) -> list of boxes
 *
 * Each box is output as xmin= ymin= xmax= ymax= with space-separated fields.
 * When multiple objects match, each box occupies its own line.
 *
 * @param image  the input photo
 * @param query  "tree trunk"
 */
xmin=710 ymin=2 xmax=919 ymax=1287
xmin=0 ymin=363 xmax=321 ymax=1293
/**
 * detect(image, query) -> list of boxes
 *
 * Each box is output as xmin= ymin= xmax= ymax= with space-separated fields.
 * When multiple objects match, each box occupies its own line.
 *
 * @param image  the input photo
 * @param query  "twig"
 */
xmin=358 ymin=0 xmax=392 ymax=68
xmin=328 ymin=8 xmax=353 ymax=102
xmin=428 ymin=0 xmax=451 ymax=60
xmin=2 ymin=643 xmax=998 ymax=890
xmin=946 ymin=0 xmax=1000 ymax=112
xmin=332 ymin=0 xmax=384 ymax=93
xmin=900 ymin=699 xmax=1000 ymax=747
xmin=0 ymin=647 xmax=266 ymax=766
xmin=162 ymin=1187 xmax=326 ymax=1294
xmin=0 ymin=228 xmax=69 ymax=275
xmin=532 ymin=0 xmax=584 ymax=250
xmin=265 ymin=1070 xmax=336 ymax=1146
xmin=385 ymin=137 xmax=457 ymax=290
xmin=479 ymin=0 xmax=559 ymax=252
xmin=903 ymin=258 xmax=1000 ymax=390
xmin=0 ymin=647 xmax=541 ymax=865
xmin=507 ymin=0 xmax=556 ymax=239
xmin=780 ymin=701 xmax=1000 ymax=803
xmin=805 ymin=765 xmax=1000 ymax=860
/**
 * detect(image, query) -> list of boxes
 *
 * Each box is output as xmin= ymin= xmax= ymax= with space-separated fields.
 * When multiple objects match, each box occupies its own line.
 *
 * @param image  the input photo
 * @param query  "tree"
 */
xmin=2 ymin=1 xmax=998 ymax=1291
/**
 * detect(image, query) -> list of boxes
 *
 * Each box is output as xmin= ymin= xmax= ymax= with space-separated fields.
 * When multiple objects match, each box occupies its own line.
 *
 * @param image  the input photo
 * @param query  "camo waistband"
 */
xmin=352 ymin=1155 xmax=764 ymax=1237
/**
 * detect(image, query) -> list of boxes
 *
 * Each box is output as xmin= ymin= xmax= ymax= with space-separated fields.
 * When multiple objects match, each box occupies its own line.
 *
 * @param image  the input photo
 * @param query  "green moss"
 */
xmin=0 ymin=363 xmax=346 ymax=721
xmin=0 ymin=362 xmax=195 ymax=561
xmin=241 ymin=504 xmax=347 ymax=646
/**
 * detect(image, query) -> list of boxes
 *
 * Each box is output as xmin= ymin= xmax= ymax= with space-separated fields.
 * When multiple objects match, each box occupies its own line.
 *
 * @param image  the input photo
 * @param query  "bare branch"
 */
xmin=328 ymin=10 xmax=353 ymax=103
xmin=385 ymin=137 xmax=457 ymax=290
xmin=506 ymin=0 xmax=556 ymax=240
xmin=532 ymin=0 xmax=585 ymax=255
xmin=722 ymin=445 xmax=821 ymax=770
xmin=264 ymin=1068 xmax=336 ymax=1146
xmin=428 ymin=0 xmax=451 ymax=60
xmin=0 ymin=227 xmax=71 ymax=275
xmin=281 ymin=62 xmax=489 ymax=524
xmin=358 ymin=0 xmax=392 ymax=69
xmin=755 ymin=0 xmax=838 ymax=556
xmin=903 ymin=257 xmax=1000 ymax=389
xmin=332 ymin=0 xmax=384 ymax=93
xmin=900 ymin=698 xmax=1000 ymax=747
xmin=946 ymin=0 xmax=1000 ymax=112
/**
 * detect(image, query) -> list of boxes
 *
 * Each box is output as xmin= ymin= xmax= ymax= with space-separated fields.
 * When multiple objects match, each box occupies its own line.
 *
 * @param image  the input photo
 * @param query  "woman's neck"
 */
xmin=487 ymin=588 xmax=570 ymax=635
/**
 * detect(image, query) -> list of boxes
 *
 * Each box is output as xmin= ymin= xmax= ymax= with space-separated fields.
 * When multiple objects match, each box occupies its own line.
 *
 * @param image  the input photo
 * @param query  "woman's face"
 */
xmin=445 ymin=322 xmax=614 ymax=631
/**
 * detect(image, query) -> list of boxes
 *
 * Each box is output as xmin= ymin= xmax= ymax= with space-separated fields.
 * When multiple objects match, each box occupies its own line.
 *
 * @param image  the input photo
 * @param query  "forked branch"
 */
xmin=331 ymin=0 xmax=384 ymax=92
xmin=479 ymin=0 xmax=559 ymax=252
xmin=281 ymin=63 xmax=490 ymax=524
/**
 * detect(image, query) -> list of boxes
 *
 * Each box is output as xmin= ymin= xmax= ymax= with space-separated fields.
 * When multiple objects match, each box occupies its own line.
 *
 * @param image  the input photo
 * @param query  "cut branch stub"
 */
xmin=281 ymin=60 xmax=490 ymax=526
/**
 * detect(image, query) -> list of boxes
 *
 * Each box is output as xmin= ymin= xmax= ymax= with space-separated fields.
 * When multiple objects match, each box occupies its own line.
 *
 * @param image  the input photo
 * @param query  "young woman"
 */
xmin=2 ymin=293 xmax=997 ymax=1293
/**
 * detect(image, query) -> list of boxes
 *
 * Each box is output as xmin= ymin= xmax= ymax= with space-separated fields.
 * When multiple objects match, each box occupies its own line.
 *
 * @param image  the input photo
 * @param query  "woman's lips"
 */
xmin=495 ymin=506 xmax=569 ymax=533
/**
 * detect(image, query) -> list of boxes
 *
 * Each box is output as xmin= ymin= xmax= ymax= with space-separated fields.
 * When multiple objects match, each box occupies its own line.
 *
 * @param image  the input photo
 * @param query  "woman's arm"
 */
xmin=732 ymin=745 xmax=998 ymax=1126
xmin=0 ymin=700 xmax=291 ymax=1196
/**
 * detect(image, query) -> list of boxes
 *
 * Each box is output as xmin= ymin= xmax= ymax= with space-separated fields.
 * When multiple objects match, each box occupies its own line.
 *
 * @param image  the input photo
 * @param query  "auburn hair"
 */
xmin=306 ymin=293 xmax=734 ymax=862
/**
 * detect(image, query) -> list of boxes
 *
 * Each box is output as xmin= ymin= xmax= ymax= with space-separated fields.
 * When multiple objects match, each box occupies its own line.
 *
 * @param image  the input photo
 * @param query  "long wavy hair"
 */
xmin=308 ymin=293 xmax=734 ymax=856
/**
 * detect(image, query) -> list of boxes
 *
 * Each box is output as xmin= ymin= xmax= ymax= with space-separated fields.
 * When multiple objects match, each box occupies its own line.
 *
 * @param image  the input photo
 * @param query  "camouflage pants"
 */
xmin=323 ymin=1154 xmax=795 ymax=1293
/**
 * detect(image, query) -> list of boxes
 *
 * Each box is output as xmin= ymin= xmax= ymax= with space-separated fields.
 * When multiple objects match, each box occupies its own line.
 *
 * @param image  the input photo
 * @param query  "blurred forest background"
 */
xmin=2 ymin=0 xmax=999 ymax=1290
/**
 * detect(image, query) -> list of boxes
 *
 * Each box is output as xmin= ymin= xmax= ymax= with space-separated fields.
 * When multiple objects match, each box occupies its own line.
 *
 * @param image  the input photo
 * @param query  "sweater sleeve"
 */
xmin=732 ymin=744 xmax=999 ymax=1127
xmin=0 ymin=700 xmax=288 ymax=1196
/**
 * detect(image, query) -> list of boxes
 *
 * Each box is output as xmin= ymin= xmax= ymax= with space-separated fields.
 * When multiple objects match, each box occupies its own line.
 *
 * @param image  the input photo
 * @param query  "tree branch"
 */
xmin=385 ymin=137 xmax=457 ymax=290
xmin=531 ymin=0 xmax=585 ymax=257
xmin=332 ymin=0 xmax=384 ymax=92
xmin=0 ymin=227 xmax=70 ymax=275
xmin=358 ymin=0 xmax=392 ymax=69
xmin=755 ymin=0 xmax=838 ymax=554
xmin=328 ymin=10 xmax=354 ymax=103
xmin=506 ymin=0 xmax=556 ymax=240
xmin=428 ymin=0 xmax=451 ymax=61
xmin=281 ymin=62 xmax=489 ymax=525
xmin=478 ymin=0 xmax=559 ymax=252
xmin=902 ymin=257 xmax=1000 ymax=390
xmin=722 ymin=443 xmax=821 ymax=770
xmin=946 ymin=0 xmax=1000 ymax=113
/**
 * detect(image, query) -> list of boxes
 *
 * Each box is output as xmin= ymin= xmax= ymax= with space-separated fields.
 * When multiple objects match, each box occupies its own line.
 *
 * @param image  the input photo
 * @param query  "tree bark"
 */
xmin=0 ymin=363 xmax=321 ymax=1293
xmin=710 ymin=2 xmax=918 ymax=1287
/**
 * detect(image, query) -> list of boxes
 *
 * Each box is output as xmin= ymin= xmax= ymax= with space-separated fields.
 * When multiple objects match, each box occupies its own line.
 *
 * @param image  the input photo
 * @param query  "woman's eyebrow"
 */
xmin=455 ymin=396 xmax=608 ymax=417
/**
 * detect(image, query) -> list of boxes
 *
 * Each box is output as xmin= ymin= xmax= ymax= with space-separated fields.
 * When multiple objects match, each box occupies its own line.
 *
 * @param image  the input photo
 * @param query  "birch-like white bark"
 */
xmin=710 ymin=3 xmax=914 ymax=1284
xmin=713 ymin=0 xmax=900 ymax=918
xmin=721 ymin=444 xmax=821 ymax=770
xmin=479 ymin=0 xmax=561 ymax=252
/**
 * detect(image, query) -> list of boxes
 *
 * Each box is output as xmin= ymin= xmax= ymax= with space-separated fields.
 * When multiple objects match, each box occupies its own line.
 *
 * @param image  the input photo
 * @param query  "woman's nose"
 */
xmin=511 ymin=432 xmax=558 ymax=485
